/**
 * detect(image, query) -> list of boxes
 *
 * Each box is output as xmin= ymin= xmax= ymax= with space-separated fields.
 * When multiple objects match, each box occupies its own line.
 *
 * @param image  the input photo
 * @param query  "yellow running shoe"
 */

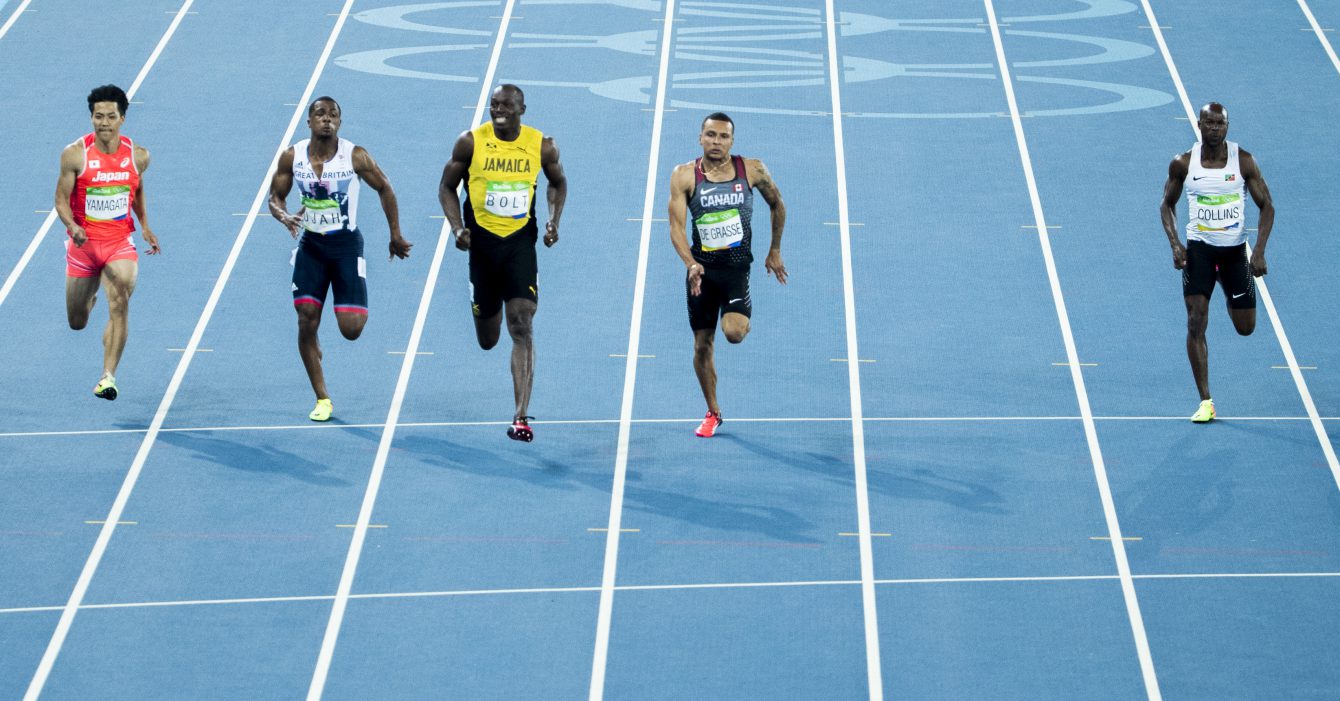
xmin=93 ymin=375 xmax=117 ymax=401
xmin=1191 ymin=399 xmax=1215 ymax=423
xmin=309 ymin=398 xmax=333 ymax=422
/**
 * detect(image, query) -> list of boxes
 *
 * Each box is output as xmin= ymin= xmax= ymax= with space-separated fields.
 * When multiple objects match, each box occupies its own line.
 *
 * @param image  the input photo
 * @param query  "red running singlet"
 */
xmin=68 ymin=133 xmax=140 ymax=241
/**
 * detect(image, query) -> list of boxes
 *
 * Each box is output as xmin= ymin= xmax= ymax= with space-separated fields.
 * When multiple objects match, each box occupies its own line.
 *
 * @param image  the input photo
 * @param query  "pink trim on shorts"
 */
xmin=333 ymin=305 xmax=368 ymax=315
xmin=294 ymin=296 xmax=323 ymax=307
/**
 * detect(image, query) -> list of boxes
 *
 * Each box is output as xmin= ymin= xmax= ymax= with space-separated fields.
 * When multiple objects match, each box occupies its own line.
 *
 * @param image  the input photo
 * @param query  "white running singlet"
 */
xmin=1184 ymin=141 xmax=1247 ymax=247
xmin=292 ymin=138 xmax=361 ymax=235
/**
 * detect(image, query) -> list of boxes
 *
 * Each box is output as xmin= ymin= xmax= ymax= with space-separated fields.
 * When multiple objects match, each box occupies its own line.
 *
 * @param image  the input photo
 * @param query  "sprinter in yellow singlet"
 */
xmin=439 ymin=84 xmax=567 ymax=442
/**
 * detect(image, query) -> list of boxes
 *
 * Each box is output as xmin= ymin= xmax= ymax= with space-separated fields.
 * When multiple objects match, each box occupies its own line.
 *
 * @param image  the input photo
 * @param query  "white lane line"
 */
xmin=1299 ymin=0 xmax=1340 ymax=75
xmin=1138 ymin=0 xmax=1340 ymax=493
xmin=823 ymin=1 xmax=883 ymax=699
xmin=9 ymin=570 xmax=1340 ymax=616
xmin=0 ymin=0 xmax=196 ymax=311
xmin=983 ymin=2 xmax=1162 ymax=699
xmin=0 ymin=0 xmax=32 ymax=42
xmin=1137 ymin=1 xmax=1196 ymax=124
xmin=303 ymin=3 xmax=518 ymax=699
xmin=20 ymin=3 xmax=350 ymax=699
xmin=8 ymin=415 xmax=1340 ymax=440
xmin=587 ymin=2 xmax=675 ymax=699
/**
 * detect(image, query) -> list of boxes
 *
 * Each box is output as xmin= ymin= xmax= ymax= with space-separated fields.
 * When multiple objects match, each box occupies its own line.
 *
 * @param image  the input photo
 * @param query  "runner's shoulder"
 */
xmin=59 ymin=141 xmax=84 ymax=169
xmin=1167 ymin=149 xmax=1192 ymax=177
xmin=133 ymin=144 xmax=151 ymax=171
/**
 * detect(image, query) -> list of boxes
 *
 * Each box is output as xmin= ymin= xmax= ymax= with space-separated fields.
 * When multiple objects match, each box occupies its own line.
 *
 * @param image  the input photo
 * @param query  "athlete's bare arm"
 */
xmin=667 ymin=162 xmax=703 ymax=295
xmin=1159 ymin=151 xmax=1192 ymax=270
xmin=540 ymin=136 xmax=566 ymax=248
xmin=1240 ymin=149 xmax=1273 ymax=277
xmin=352 ymin=146 xmax=412 ymax=260
xmin=747 ymin=158 xmax=786 ymax=284
xmin=268 ymin=147 xmax=303 ymax=239
xmin=131 ymin=144 xmax=159 ymax=254
xmin=439 ymin=131 xmax=474 ymax=251
xmin=55 ymin=143 xmax=87 ymax=247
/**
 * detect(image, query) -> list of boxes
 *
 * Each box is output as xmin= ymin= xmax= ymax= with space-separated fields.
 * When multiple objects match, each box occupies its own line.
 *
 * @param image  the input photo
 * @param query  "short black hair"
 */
xmin=308 ymin=96 xmax=341 ymax=116
xmin=494 ymin=84 xmax=525 ymax=104
xmin=87 ymin=85 xmax=129 ymax=116
xmin=1199 ymin=102 xmax=1228 ymax=120
xmin=701 ymin=112 xmax=734 ymax=131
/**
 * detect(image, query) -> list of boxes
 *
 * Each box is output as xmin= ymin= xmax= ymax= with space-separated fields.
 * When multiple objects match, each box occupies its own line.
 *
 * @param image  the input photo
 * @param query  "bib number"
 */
xmin=485 ymin=181 xmax=531 ymax=219
xmin=85 ymin=185 xmax=130 ymax=222
xmin=301 ymin=197 xmax=344 ymax=233
xmin=696 ymin=209 xmax=744 ymax=251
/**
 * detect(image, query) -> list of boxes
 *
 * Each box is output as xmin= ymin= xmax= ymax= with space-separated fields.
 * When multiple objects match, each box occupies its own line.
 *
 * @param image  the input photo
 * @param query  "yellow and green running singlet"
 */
xmin=467 ymin=122 xmax=543 ymax=238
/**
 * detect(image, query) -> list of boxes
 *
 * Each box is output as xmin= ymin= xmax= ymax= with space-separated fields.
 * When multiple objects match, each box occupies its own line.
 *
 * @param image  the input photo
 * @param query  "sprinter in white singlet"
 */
xmin=269 ymin=97 xmax=413 ymax=422
xmin=1159 ymin=102 xmax=1275 ymax=423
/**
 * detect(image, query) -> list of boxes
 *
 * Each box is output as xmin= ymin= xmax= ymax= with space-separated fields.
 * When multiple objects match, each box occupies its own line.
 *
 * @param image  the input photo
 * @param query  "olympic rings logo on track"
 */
xmin=333 ymin=0 xmax=1173 ymax=119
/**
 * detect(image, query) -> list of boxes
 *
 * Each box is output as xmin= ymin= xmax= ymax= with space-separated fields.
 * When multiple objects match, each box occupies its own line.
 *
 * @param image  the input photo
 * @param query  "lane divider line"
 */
xmin=22 ymin=3 xmax=345 ymax=699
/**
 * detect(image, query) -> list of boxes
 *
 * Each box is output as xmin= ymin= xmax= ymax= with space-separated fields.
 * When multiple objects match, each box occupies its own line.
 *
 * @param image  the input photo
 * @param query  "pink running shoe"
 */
xmin=508 ymin=416 xmax=534 ymax=442
xmin=694 ymin=411 xmax=722 ymax=438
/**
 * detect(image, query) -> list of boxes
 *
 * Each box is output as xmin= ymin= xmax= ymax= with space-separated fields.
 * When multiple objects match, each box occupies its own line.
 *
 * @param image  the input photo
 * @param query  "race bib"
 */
xmin=301 ymin=197 xmax=344 ymax=233
xmin=1190 ymin=193 xmax=1243 ymax=233
xmin=85 ymin=185 xmax=130 ymax=222
xmin=696 ymin=209 xmax=744 ymax=251
xmin=484 ymin=181 xmax=531 ymax=219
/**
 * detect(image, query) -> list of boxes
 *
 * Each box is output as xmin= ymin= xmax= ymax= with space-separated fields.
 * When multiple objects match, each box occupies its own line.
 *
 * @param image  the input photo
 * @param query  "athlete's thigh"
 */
xmin=292 ymin=240 xmax=333 ymax=307
xmin=717 ymin=267 xmax=752 ymax=320
xmin=498 ymin=243 xmax=538 ymax=305
xmin=65 ymin=274 xmax=101 ymax=309
xmin=1181 ymin=240 xmax=1217 ymax=301
xmin=687 ymin=267 xmax=724 ymax=331
xmin=469 ymin=247 xmax=506 ymax=320
xmin=100 ymin=258 xmax=139 ymax=299
xmin=1214 ymin=245 xmax=1256 ymax=311
xmin=327 ymin=236 xmax=368 ymax=315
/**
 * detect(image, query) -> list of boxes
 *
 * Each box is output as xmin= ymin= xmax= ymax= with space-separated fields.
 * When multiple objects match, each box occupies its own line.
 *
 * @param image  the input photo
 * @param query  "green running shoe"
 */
xmin=1191 ymin=399 xmax=1215 ymax=423
xmin=93 ymin=375 xmax=117 ymax=401
xmin=309 ymin=398 xmax=333 ymax=422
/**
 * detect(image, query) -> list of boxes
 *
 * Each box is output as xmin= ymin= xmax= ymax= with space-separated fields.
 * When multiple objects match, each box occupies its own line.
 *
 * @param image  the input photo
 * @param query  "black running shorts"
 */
xmin=468 ymin=223 xmax=539 ymax=319
xmin=1183 ymin=239 xmax=1256 ymax=310
xmin=292 ymin=229 xmax=367 ymax=314
xmin=687 ymin=263 xmax=751 ymax=331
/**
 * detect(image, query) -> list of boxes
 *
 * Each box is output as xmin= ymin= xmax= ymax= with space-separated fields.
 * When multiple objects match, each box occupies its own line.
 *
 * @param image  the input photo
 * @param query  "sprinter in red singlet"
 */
xmin=54 ymin=84 xmax=160 ymax=400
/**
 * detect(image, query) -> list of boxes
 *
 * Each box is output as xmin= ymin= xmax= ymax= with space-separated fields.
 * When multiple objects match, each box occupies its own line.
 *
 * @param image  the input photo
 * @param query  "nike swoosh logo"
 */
xmin=1192 ymin=176 xmax=1209 ymax=180
xmin=1232 ymin=292 xmax=1247 ymax=298
xmin=728 ymin=298 xmax=744 ymax=303
xmin=702 ymin=186 xmax=720 ymax=194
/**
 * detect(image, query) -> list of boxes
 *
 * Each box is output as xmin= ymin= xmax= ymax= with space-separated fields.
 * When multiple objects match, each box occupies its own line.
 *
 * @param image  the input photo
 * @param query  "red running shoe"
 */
xmin=694 ymin=411 xmax=722 ymax=438
xmin=508 ymin=416 xmax=534 ymax=442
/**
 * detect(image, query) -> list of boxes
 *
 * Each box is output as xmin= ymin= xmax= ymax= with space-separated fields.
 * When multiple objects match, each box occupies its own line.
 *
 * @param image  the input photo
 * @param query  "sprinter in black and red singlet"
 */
xmin=668 ymin=112 xmax=787 ymax=438
xmin=54 ymin=85 xmax=161 ymax=401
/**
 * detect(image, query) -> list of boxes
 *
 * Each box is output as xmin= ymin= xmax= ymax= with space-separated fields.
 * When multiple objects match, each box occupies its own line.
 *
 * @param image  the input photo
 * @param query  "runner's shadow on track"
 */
xmin=622 ymin=484 xmax=824 ymax=544
xmin=155 ymin=431 xmax=351 ymax=486
xmin=721 ymin=433 xmax=1007 ymax=514
xmin=715 ymin=433 xmax=850 ymax=482
xmin=392 ymin=433 xmax=582 ymax=491
xmin=1119 ymin=432 xmax=1236 ymax=541
xmin=865 ymin=466 xmax=1007 ymax=515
